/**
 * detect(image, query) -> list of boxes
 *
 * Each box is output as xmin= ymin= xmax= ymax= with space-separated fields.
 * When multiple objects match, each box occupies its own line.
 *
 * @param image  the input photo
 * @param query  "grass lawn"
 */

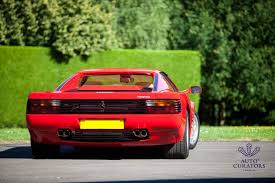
xmin=0 ymin=126 xmax=274 ymax=144
xmin=0 ymin=128 xmax=29 ymax=143
xmin=200 ymin=126 xmax=275 ymax=141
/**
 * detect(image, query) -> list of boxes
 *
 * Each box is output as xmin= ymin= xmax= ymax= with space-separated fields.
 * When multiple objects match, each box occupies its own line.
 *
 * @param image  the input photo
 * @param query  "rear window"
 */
xmin=79 ymin=74 xmax=154 ymax=88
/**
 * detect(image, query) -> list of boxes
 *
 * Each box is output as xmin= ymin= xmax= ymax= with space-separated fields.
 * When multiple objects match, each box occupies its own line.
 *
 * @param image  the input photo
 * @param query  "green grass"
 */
xmin=200 ymin=126 xmax=275 ymax=141
xmin=0 ymin=46 xmax=201 ymax=127
xmin=0 ymin=128 xmax=29 ymax=143
xmin=0 ymin=126 xmax=274 ymax=143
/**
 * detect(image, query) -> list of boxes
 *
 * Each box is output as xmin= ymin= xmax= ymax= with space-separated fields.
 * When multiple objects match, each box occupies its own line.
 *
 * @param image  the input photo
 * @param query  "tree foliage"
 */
xmin=0 ymin=0 xmax=115 ymax=57
xmin=169 ymin=0 xmax=274 ymax=124
xmin=0 ymin=0 xmax=24 ymax=45
xmin=53 ymin=0 xmax=115 ymax=57
xmin=115 ymin=0 xmax=170 ymax=49
xmin=0 ymin=0 xmax=274 ymax=124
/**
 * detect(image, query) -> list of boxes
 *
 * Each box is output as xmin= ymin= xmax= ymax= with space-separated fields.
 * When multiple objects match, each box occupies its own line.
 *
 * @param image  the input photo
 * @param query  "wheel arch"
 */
xmin=180 ymin=94 xmax=195 ymax=136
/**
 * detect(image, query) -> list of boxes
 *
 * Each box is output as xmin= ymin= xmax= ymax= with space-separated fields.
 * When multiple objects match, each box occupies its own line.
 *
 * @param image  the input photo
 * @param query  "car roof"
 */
xmin=78 ymin=68 xmax=161 ymax=75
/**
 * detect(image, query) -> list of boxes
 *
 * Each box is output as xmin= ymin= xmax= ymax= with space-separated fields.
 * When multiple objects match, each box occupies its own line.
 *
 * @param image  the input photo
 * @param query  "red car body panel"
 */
xmin=27 ymin=114 xmax=184 ymax=147
xmin=26 ymin=68 xmax=196 ymax=148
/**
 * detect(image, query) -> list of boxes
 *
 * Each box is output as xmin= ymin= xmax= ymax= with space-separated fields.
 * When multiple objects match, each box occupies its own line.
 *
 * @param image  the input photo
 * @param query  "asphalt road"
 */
xmin=0 ymin=141 xmax=274 ymax=183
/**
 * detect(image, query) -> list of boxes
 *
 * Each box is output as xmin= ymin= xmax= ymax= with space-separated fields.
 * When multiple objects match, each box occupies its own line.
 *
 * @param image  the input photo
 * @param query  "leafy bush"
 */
xmin=0 ymin=46 xmax=201 ymax=127
xmin=0 ymin=0 xmax=116 ymax=57
xmin=115 ymin=0 xmax=170 ymax=49
xmin=53 ymin=0 xmax=116 ymax=57
xmin=0 ymin=0 xmax=55 ymax=46
xmin=169 ymin=0 xmax=274 ymax=125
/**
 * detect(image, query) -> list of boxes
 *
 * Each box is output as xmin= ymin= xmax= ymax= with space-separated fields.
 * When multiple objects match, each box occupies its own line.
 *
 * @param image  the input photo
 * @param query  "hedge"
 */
xmin=0 ymin=46 xmax=201 ymax=127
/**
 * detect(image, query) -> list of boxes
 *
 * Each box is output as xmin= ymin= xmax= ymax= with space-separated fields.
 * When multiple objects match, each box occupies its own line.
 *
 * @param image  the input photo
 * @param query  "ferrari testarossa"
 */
xmin=27 ymin=68 xmax=201 ymax=159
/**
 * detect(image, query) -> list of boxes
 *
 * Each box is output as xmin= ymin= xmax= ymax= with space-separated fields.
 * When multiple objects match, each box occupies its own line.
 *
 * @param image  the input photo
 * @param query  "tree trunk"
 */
xmin=219 ymin=102 xmax=226 ymax=126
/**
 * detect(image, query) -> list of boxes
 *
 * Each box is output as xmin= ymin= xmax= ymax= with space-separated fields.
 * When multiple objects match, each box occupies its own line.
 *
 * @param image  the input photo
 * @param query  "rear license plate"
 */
xmin=79 ymin=119 xmax=124 ymax=129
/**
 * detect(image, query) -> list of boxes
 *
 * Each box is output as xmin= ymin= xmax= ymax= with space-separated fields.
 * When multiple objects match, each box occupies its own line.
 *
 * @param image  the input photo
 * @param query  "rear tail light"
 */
xmin=145 ymin=100 xmax=181 ymax=114
xmin=27 ymin=99 xmax=60 ymax=114
xmin=26 ymin=99 xmax=181 ymax=114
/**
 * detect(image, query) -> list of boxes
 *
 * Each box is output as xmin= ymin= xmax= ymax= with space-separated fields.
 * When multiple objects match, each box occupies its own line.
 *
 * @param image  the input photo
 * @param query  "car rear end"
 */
xmin=27 ymin=92 xmax=186 ymax=147
xmin=26 ymin=69 xmax=187 ymax=148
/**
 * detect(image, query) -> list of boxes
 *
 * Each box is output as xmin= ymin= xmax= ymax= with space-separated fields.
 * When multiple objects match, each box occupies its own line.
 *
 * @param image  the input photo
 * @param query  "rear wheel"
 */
xmin=31 ymin=139 xmax=59 ymax=159
xmin=165 ymin=111 xmax=189 ymax=159
xmin=189 ymin=113 xmax=200 ymax=149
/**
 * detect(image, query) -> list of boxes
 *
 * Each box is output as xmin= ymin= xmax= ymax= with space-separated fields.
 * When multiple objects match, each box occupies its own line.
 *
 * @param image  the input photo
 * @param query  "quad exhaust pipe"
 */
xmin=133 ymin=129 xmax=148 ymax=139
xmin=57 ymin=129 xmax=71 ymax=138
xmin=58 ymin=128 xmax=148 ymax=140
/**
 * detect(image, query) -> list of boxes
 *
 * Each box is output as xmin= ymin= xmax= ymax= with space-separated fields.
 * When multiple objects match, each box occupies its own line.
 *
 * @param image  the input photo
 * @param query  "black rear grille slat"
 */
xmin=70 ymin=131 xmax=137 ymax=142
xmin=59 ymin=100 xmax=181 ymax=114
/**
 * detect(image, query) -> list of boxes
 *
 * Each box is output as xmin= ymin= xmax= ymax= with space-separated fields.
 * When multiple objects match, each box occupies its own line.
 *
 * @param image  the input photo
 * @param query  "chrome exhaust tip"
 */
xmin=133 ymin=130 xmax=141 ymax=138
xmin=57 ymin=129 xmax=64 ymax=137
xmin=140 ymin=130 xmax=148 ymax=138
xmin=57 ymin=129 xmax=71 ymax=138
xmin=63 ymin=129 xmax=71 ymax=138
xmin=133 ymin=129 xmax=148 ymax=139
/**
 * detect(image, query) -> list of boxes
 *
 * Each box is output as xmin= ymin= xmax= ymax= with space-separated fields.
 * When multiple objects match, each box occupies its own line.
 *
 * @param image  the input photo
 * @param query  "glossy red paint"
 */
xmin=27 ymin=114 xmax=184 ymax=147
xmin=26 ymin=68 xmax=198 ymax=148
xmin=78 ymin=85 xmax=144 ymax=91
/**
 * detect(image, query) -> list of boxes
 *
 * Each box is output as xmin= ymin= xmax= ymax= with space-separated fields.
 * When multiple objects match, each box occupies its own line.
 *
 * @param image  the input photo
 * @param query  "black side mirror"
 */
xmin=190 ymin=86 xmax=202 ymax=94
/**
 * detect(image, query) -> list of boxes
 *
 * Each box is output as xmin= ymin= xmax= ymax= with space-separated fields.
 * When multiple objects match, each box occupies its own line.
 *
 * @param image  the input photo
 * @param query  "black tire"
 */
xmin=189 ymin=113 xmax=200 ymax=150
xmin=31 ymin=139 xmax=59 ymax=159
xmin=165 ymin=111 xmax=190 ymax=159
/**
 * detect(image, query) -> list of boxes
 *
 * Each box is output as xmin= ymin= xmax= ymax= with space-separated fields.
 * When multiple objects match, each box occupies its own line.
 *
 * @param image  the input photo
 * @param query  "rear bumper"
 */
xmin=26 ymin=114 xmax=185 ymax=147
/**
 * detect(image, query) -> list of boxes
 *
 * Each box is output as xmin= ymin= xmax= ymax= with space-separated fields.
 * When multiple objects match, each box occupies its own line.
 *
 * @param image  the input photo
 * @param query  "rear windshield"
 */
xmin=79 ymin=74 xmax=154 ymax=88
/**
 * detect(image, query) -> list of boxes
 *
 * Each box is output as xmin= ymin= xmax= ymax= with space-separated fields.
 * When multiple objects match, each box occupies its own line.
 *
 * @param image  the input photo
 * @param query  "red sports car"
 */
xmin=27 ymin=68 xmax=201 ymax=159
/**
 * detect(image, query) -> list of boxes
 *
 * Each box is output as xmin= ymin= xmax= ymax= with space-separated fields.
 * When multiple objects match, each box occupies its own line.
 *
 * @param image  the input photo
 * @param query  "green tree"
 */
xmin=115 ymin=0 xmax=170 ymax=49
xmin=169 ymin=0 xmax=274 ymax=125
xmin=29 ymin=0 xmax=58 ymax=46
xmin=0 ymin=8 xmax=7 ymax=44
xmin=0 ymin=0 xmax=24 ymax=45
xmin=20 ymin=0 xmax=38 ymax=45
xmin=228 ymin=1 xmax=274 ymax=115
xmin=53 ymin=0 xmax=115 ymax=57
